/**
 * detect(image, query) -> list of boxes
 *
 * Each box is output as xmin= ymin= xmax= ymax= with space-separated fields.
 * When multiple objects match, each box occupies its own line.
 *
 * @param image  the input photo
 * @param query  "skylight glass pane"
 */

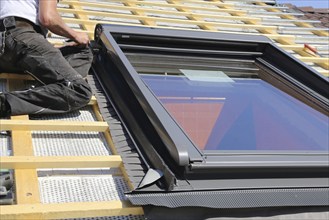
xmin=123 ymin=52 xmax=329 ymax=152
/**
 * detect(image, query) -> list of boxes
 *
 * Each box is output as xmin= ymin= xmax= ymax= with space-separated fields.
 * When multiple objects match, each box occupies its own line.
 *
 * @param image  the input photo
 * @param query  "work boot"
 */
xmin=0 ymin=93 xmax=10 ymax=118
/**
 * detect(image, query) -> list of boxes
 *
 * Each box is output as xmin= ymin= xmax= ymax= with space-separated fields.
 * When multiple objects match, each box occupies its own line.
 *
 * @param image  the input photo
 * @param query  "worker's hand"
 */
xmin=73 ymin=32 xmax=90 ymax=46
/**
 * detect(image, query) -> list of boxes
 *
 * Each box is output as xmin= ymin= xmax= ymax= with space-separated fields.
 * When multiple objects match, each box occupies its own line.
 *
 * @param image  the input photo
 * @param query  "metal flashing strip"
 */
xmin=143 ymin=206 xmax=329 ymax=220
xmin=89 ymin=45 xmax=179 ymax=189
xmin=87 ymin=75 xmax=146 ymax=189
xmin=127 ymin=188 xmax=329 ymax=209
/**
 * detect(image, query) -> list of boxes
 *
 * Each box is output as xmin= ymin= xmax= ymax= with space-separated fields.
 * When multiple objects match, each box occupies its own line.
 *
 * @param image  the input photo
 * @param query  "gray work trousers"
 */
xmin=0 ymin=21 xmax=92 ymax=116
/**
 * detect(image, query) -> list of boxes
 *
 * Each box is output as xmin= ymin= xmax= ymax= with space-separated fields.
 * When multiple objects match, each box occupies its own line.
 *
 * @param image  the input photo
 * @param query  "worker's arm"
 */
xmin=38 ymin=0 xmax=89 ymax=45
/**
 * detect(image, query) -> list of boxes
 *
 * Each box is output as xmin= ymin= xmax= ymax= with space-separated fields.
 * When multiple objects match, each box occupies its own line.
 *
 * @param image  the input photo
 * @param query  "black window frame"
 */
xmin=92 ymin=24 xmax=329 ymax=190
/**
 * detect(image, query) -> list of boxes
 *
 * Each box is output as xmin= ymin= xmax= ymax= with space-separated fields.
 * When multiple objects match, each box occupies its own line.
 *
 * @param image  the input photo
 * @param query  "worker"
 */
xmin=0 ymin=0 xmax=93 ymax=118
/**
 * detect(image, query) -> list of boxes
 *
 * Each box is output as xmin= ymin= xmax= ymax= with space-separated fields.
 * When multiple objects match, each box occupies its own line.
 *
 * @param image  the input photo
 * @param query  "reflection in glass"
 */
xmin=124 ymin=52 xmax=328 ymax=152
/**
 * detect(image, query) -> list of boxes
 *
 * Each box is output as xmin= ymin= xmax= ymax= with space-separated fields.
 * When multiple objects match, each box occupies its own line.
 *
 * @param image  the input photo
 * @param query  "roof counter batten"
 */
xmin=56 ymin=0 xmax=328 ymax=76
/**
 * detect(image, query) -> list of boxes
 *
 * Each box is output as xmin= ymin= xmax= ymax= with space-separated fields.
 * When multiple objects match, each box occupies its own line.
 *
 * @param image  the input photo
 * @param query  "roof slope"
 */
xmin=1 ymin=0 xmax=328 ymax=219
xmin=284 ymin=4 xmax=329 ymax=28
xmin=52 ymin=0 xmax=329 ymax=76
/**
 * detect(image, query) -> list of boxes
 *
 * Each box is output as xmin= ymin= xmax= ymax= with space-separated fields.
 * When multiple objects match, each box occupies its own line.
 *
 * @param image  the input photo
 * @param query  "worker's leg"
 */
xmin=0 ymin=25 xmax=92 ymax=116
xmin=60 ymin=45 xmax=93 ymax=78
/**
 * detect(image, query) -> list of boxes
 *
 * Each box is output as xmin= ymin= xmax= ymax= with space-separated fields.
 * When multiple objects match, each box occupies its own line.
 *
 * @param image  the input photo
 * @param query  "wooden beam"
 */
xmin=204 ymin=0 xmax=295 ymax=43
xmin=11 ymin=116 xmax=41 ymax=205
xmin=54 ymin=11 xmax=296 ymax=44
xmin=91 ymin=105 xmax=118 ymax=156
xmin=7 ymin=79 xmax=41 ymax=205
xmin=123 ymin=2 xmax=156 ymax=26
xmin=0 ymin=156 xmax=122 ymax=169
xmin=58 ymin=6 xmax=261 ymax=29
xmin=297 ymin=57 xmax=329 ymax=64
xmin=58 ymin=1 xmax=260 ymax=23
xmin=167 ymin=0 xmax=235 ymax=8
xmin=297 ymin=56 xmax=329 ymax=70
xmin=68 ymin=1 xmax=95 ymax=38
xmin=0 ymin=201 xmax=143 ymax=220
xmin=207 ymin=0 xmax=277 ymax=34
xmin=278 ymin=44 xmax=304 ymax=51
xmin=62 ymin=16 xmax=277 ymax=32
xmin=167 ymin=0 xmax=215 ymax=31
xmin=255 ymin=2 xmax=329 ymax=37
xmin=293 ymin=21 xmax=329 ymax=36
xmin=91 ymin=104 xmax=135 ymax=190
xmin=59 ymin=0 xmax=328 ymax=71
xmin=171 ymin=0 xmax=293 ymax=11
xmin=0 ymin=120 xmax=109 ymax=132
xmin=88 ymin=96 xmax=97 ymax=105
xmin=61 ymin=0 xmax=246 ymax=15
xmin=253 ymin=2 xmax=328 ymax=69
xmin=11 ymin=121 xmax=40 ymax=204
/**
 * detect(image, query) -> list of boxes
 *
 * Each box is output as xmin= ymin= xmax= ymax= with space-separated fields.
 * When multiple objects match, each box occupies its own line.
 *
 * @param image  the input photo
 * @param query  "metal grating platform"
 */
xmin=0 ymin=134 xmax=10 ymax=157
xmin=33 ymin=130 xmax=110 ymax=156
xmin=39 ymin=176 xmax=129 ymax=203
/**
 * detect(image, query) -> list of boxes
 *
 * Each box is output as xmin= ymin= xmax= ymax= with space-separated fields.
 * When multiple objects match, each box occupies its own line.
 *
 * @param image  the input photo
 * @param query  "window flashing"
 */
xmin=92 ymin=24 xmax=329 ymax=208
